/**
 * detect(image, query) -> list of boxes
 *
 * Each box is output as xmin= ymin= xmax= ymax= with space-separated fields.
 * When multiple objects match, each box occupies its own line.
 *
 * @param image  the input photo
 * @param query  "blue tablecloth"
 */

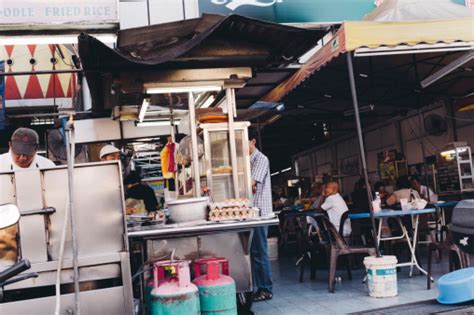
xmin=349 ymin=208 xmax=436 ymax=220
xmin=433 ymin=201 xmax=459 ymax=208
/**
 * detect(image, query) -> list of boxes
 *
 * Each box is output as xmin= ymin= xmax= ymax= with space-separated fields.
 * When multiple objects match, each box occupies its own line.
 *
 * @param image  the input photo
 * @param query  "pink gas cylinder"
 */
xmin=193 ymin=258 xmax=237 ymax=315
xmin=149 ymin=260 xmax=200 ymax=315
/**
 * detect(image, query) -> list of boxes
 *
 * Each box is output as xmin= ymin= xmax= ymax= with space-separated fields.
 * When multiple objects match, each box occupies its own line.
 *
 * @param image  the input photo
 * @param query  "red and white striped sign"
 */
xmin=0 ymin=44 xmax=76 ymax=108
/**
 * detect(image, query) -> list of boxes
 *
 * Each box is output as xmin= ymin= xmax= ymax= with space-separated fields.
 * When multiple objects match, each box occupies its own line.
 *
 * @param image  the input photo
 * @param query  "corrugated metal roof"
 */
xmin=78 ymin=14 xmax=326 ymax=113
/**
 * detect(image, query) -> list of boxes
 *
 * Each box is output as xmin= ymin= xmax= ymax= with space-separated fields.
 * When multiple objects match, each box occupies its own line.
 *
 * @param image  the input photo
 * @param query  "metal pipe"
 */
xmin=65 ymin=117 xmax=81 ymax=315
xmin=417 ymin=110 xmax=430 ymax=201
xmin=0 ymin=69 xmax=82 ymax=77
xmin=413 ymin=54 xmax=430 ymax=200
xmin=21 ymin=207 xmax=56 ymax=216
xmin=346 ymin=52 xmax=381 ymax=257
xmin=188 ymin=92 xmax=201 ymax=197
xmin=227 ymin=88 xmax=240 ymax=198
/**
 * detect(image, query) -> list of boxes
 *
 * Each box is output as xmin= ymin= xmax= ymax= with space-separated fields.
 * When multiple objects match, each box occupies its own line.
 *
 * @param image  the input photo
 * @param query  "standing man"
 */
xmin=0 ymin=127 xmax=55 ymax=172
xmin=248 ymin=130 xmax=273 ymax=302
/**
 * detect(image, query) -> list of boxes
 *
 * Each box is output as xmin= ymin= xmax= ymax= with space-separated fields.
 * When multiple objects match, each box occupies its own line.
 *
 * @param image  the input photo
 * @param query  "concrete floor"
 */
xmin=251 ymin=254 xmax=471 ymax=315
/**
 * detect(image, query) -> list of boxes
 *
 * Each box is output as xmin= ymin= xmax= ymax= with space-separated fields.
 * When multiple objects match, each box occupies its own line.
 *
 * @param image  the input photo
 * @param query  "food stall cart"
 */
xmin=126 ymin=85 xmax=279 ymax=312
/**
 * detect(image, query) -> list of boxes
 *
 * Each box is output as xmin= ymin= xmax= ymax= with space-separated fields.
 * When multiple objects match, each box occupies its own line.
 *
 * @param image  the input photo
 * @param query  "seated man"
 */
xmin=410 ymin=175 xmax=437 ymax=203
xmin=387 ymin=175 xmax=421 ymax=206
xmin=319 ymin=181 xmax=351 ymax=236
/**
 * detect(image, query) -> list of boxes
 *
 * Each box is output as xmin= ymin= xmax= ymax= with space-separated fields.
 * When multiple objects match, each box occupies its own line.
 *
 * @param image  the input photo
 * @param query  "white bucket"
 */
xmin=267 ymin=237 xmax=279 ymax=261
xmin=364 ymin=255 xmax=398 ymax=298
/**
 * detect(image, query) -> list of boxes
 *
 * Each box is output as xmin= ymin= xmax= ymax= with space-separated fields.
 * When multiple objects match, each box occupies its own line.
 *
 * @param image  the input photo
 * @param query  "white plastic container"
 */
xmin=166 ymin=197 xmax=209 ymax=223
xmin=364 ymin=255 xmax=398 ymax=298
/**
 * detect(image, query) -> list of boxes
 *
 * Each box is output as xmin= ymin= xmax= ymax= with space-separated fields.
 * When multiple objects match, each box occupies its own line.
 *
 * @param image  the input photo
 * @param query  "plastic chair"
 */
xmin=293 ymin=213 xmax=329 ymax=283
xmin=427 ymin=231 xmax=470 ymax=290
xmin=317 ymin=215 xmax=377 ymax=293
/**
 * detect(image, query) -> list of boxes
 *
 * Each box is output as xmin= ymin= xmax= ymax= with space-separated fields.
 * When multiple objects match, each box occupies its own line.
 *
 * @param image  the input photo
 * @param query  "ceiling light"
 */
xmin=145 ymin=85 xmax=222 ymax=94
xmin=359 ymin=73 xmax=368 ymax=78
xmin=138 ymin=98 xmax=150 ymax=123
xmin=136 ymin=120 xmax=181 ymax=127
xmin=343 ymin=104 xmax=375 ymax=117
xmin=421 ymin=50 xmax=474 ymax=88
xmin=324 ymin=94 xmax=332 ymax=98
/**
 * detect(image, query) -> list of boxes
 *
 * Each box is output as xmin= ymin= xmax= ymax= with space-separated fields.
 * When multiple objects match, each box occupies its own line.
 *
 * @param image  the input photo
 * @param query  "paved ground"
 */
xmin=251 ymin=253 xmax=472 ymax=315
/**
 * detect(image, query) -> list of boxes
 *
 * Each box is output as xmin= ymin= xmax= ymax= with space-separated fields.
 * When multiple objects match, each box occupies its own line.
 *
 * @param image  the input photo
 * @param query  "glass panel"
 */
xmin=457 ymin=147 xmax=470 ymax=161
xmin=209 ymin=131 xmax=231 ymax=170
xmin=460 ymin=164 xmax=473 ymax=177
xmin=209 ymin=131 xmax=234 ymax=201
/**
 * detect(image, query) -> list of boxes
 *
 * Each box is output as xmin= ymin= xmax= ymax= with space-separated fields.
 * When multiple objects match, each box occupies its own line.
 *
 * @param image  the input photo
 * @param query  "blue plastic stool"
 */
xmin=437 ymin=267 xmax=474 ymax=304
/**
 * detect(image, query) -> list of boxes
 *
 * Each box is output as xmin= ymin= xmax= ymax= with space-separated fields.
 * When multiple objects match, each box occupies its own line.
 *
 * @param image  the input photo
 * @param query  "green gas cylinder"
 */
xmin=192 ymin=258 xmax=237 ymax=315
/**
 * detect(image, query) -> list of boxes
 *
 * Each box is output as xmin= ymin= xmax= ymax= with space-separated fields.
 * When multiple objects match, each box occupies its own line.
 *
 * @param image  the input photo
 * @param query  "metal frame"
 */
xmin=0 ymin=162 xmax=133 ymax=315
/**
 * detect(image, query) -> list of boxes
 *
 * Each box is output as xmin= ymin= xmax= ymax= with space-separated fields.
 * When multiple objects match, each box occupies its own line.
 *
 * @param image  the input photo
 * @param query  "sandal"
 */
xmin=253 ymin=290 xmax=273 ymax=302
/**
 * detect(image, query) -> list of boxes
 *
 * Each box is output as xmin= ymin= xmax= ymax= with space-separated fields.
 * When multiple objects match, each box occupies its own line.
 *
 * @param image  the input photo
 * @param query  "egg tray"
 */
xmin=209 ymin=199 xmax=251 ymax=211
xmin=208 ymin=207 xmax=259 ymax=222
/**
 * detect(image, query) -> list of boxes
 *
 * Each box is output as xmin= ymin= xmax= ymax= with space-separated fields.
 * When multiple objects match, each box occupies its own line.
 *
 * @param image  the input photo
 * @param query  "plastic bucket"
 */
xmin=267 ymin=237 xmax=279 ymax=261
xmin=364 ymin=255 xmax=398 ymax=298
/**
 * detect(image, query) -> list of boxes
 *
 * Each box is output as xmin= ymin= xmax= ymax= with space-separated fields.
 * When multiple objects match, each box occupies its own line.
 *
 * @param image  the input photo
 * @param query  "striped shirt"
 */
xmin=250 ymin=149 xmax=273 ymax=216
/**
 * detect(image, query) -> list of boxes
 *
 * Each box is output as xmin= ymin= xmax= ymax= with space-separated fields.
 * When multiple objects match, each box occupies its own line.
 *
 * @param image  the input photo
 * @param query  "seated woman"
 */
xmin=386 ymin=175 xmax=421 ymax=206
xmin=351 ymin=178 xmax=370 ymax=213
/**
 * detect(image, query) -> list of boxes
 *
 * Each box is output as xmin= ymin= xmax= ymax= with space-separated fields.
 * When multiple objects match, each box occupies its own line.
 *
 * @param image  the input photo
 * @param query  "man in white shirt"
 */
xmin=411 ymin=176 xmax=437 ymax=203
xmin=0 ymin=128 xmax=55 ymax=172
xmin=319 ymin=181 xmax=352 ymax=236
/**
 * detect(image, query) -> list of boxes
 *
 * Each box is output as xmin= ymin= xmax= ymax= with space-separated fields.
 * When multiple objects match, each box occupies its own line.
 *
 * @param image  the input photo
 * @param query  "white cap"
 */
xmin=100 ymin=145 xmax=120 ymax=159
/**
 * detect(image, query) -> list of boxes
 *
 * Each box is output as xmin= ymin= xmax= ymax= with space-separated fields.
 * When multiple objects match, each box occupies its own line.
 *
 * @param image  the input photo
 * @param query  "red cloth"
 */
xmin=166 ymin=142 xmax=176 ymax=173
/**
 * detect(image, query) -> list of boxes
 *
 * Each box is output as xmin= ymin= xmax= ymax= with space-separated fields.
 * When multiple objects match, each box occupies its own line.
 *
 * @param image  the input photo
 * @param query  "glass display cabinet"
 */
xmin=437 ymin=142 xmax=474 ymax=194
xmin=200 ymin=122 xmax=252 ymax=202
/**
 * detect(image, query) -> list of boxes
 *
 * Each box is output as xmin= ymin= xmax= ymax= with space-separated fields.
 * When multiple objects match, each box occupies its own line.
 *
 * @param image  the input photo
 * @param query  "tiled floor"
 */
xmin=251 ymin=254 xmax=470 ymax=315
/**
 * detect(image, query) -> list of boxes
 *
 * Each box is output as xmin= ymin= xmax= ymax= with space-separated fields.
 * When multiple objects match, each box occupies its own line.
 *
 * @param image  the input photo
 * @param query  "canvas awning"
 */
xmin=262 ymin=17 xmax=474 ymax=102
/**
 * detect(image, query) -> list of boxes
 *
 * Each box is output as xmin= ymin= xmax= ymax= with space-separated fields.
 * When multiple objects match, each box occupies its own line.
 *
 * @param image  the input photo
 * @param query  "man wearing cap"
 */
xmin=0 ymin=127 xmax=55 ymax=172
xmin=100 ymin=144 xmax=121 ymax=161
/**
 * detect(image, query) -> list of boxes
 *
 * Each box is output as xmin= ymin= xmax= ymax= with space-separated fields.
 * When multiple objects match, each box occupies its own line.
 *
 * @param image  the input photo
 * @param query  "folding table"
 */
xmin=349 ymin=208 xmax=436 ymax=278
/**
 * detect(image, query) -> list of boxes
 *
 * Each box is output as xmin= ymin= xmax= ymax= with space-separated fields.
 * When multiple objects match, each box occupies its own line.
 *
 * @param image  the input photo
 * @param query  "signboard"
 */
xmin=0 ymin=0 xmax=118 ymax=25
xmin=198 ymin=0 xmax=469 ymax=23
xmin=0 ymin=61 xmax=5 ymax=130
xmin=199 ymin=0 xmax=378 ymax=23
